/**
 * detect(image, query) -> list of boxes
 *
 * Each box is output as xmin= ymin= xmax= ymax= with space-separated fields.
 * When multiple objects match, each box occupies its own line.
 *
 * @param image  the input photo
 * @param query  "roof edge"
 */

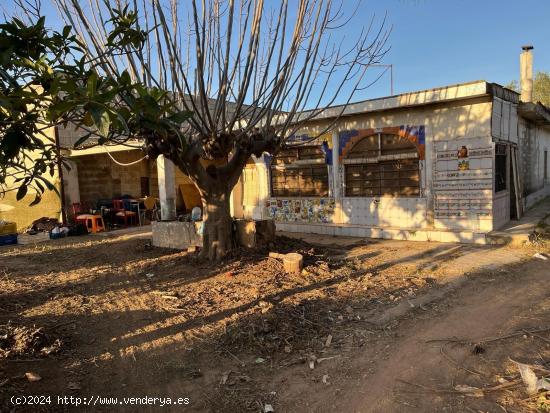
xmin=300 ymin=80 xmax=493 ymax=122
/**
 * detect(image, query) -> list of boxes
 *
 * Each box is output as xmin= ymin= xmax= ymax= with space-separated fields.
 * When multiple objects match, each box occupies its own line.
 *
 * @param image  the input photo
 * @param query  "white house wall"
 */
xmin=241 ymin=97 xmax=499 ymax=243
xmin=490 ymin=97 xmax=516 ymax=230
xmin=432 ymin=136 xmax=494 ymax=233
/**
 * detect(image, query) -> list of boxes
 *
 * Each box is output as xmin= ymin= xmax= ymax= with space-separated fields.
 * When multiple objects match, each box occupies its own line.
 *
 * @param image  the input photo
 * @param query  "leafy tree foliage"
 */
xmin=505 ymin=71 xmax=550 ymax=106
xmin=0 ymin=12 xmax=191 ymax=204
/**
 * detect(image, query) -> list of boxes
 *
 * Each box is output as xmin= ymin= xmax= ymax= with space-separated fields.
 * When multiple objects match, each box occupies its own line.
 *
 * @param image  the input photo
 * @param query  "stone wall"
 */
xmin=69 ymin=150 xmax=202 ymax=213
xmin=73 ymin=151 xmax=155 ymax=205
xmin=152 ymin=221 xmax=202 ymax=249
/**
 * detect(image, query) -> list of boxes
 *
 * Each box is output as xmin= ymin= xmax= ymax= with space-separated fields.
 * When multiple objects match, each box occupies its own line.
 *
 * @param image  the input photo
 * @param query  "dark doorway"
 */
xmin=140 ymin=177 xmax=150 ymax=197
xmin=509 ymin=150 xmax=517 ymax=220
xmin=495 ymin=144 xmax=507 ymax=193
xmin=544 ymin=150 xmax=548 ymax=182
xmin=509 ymin=146 xmax=522 ymax=220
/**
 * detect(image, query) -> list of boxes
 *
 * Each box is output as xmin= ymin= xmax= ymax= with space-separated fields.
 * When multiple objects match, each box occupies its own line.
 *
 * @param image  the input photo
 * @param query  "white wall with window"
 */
xmin=337 ymin=132 xmax=428 ymax=230
xmin=270 ymin=145 xmax=330 ymax=198
xmin=342 ymin=133 xmax=421 ymax=197
xmin=245 ymin=85 xmax=525 ymax=244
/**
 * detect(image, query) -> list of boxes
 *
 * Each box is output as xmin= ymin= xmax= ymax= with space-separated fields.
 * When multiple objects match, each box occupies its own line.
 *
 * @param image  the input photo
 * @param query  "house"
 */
xmin=233 ymin=46 xmax=550 ymax=243
xmin=2 ymin=46 xmax=549 ymax=245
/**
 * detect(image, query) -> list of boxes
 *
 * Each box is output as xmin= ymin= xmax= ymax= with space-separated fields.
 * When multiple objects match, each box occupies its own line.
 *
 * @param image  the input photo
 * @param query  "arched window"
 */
xmin=344 ymin=133 xmax=420 ymax=197
xmin=270 ymin=145 xmax=329 ymax=197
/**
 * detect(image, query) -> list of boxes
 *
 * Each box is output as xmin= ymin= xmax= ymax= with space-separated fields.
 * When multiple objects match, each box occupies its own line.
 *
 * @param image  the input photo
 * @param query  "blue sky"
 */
xmin=15 ymin=0 xmax=550 ymax=100
xmin=359 ymin=0 xmax=550 ymax=97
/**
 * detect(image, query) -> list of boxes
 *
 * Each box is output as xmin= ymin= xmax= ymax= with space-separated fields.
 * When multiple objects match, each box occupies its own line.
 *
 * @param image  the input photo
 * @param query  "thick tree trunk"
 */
xmin=199 ymin=189 xmax=233 ymax=260
xmin=176 ymin=137 xmax=271 ymax=260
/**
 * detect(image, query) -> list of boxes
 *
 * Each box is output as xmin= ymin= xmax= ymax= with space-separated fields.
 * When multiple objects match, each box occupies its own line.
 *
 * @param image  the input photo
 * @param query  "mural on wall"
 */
xmin=338 ymin=125 xmax=426 ymax=160
xmin=434 ymin=139 xmax=493 ymax=219
xmin=265 ymin=198 xmax=336 ymax=223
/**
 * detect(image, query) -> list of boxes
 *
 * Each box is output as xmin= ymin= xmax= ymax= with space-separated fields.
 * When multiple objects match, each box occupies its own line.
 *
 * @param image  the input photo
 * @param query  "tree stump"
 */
xmin=269 ymin=252 xmax=303 ymax=274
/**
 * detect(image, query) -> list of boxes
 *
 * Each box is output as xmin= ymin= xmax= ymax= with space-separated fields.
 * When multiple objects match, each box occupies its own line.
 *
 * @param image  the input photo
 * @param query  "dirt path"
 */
xmin=0 ymin=232 xmax=548 ymax=412
xmin=345 ymin=258 xmax=550 ymax=412
xmin=278 ymin=257 xmax=550 ymax=413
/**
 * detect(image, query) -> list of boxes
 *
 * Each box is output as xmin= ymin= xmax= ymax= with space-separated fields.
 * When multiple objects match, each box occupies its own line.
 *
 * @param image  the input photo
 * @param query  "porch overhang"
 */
xmin=518 ymin=102 xmax=550 ymax=127
xmin=63 ymin=140 xmax=144 ymax=158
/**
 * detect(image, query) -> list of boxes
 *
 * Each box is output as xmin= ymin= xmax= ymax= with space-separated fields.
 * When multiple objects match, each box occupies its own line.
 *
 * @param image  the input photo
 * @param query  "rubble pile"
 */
xmin=0 ymin=324 xmax=62 ymax=359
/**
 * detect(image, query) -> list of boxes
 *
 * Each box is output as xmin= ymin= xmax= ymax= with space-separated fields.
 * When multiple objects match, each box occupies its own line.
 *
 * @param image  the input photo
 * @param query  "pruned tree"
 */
xmin=19 ymin=0 xmax=390 ymax=259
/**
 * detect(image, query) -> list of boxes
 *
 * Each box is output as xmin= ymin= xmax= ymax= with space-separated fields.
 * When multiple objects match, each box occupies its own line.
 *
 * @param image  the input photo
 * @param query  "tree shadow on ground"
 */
xmin=0 ymin=238 xmax=525 ymax=413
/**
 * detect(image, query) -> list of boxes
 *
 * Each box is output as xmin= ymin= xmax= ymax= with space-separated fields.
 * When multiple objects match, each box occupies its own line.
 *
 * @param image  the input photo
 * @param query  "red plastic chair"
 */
xmin=71 ymin=202 xmax=90 ymax=223
xmin=72 ymin=202 xmax=89 ymax=215
xmin=112 ymin=199 xmax=137 ymax=226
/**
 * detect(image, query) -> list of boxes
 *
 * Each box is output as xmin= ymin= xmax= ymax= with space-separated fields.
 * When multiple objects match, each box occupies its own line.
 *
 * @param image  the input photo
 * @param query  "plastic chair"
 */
xmin=96 ymin=199 xmax=113 ymax=209
xmin=141 ymin=197 xmax=160 ymax=222
xmin=72 ymin=202 xmax=89 ymax=216
xmin=75 ymin=214 xmax=105 ymax=233
xmin=112 ymin=199 xmax=137 ymax=226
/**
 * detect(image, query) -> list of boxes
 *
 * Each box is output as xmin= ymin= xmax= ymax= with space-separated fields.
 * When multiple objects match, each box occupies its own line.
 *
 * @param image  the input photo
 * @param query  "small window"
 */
xmin=345 ymin=159 xmax=420 ymax=197
xmin=344 ymin=133 xmax=420 ymax=197
xmin=270 ymin=145 xmax=329 ymax=197
xmin=495 ymin=144 xmax=507 ymax=192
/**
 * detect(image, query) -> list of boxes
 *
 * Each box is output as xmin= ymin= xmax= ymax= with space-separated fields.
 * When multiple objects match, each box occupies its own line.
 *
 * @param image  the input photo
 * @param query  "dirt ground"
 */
xmin=0 ymin=230 xmax=549 ymax=412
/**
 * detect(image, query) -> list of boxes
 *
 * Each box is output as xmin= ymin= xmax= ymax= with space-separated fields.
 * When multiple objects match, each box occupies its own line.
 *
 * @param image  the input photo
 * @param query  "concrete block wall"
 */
xmin=152 ymin=221 xmax=202 ymax=249
xmin=525 ymin=184 xmax=550 ymax=210
xmin=71 ymin=151 xmax=199 ymax=212
xmin=518 ymin=119 xmax=550 ymax=197
xmin=74 ymin=151 xmax=153 ymax=204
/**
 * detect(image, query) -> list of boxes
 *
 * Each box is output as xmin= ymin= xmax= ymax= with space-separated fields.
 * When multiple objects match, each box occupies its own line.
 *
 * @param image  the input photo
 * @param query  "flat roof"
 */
xmin=294 ymin=80 xmax=524 ymax=123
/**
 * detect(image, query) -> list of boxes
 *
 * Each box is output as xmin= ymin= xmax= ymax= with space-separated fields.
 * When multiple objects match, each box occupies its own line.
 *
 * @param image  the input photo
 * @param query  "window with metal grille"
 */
xmin=270 ymin=145 xmax=329 ymax=197
xmin=344 ymin=133 xmax=420 ymax=197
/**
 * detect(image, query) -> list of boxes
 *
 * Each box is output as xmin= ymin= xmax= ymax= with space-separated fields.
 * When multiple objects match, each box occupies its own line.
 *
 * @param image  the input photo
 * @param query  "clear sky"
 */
xmin=11 ymin=0 xmax=550 ymax=100
xmin=359 ymin=0 xmax=550 ymax=98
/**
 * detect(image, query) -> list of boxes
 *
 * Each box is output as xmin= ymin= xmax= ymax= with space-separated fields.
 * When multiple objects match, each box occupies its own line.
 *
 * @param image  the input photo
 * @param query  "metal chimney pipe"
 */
xmin=520 ymin=45 xmax=534 ymax=102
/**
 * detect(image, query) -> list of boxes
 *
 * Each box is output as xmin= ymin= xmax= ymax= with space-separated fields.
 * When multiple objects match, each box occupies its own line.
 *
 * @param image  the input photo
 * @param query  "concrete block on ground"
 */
xmin=152 ymin=221 xmax=202 ymax=250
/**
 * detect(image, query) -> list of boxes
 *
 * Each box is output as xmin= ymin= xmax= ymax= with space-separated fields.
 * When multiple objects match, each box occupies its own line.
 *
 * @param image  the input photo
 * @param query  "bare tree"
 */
xmin=53 ymin=0 xmax=390 ymax=259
